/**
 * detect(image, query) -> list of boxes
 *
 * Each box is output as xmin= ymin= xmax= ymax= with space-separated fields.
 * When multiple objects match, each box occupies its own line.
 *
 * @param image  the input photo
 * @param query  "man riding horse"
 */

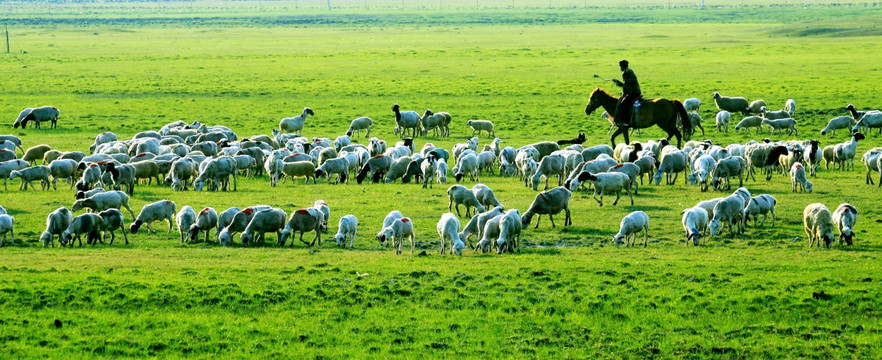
xmin=612 ymin=59 xmax=641 ymax=129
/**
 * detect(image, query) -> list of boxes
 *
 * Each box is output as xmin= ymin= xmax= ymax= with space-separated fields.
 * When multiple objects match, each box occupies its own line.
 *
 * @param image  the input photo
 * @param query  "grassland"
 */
xmin=2 ymin=4 xmax=882 ymax=358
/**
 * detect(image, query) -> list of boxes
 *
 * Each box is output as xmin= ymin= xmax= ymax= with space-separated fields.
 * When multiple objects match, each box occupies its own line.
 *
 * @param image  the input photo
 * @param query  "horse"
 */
xmin=584 ymin=88 xmax=692 ymax=149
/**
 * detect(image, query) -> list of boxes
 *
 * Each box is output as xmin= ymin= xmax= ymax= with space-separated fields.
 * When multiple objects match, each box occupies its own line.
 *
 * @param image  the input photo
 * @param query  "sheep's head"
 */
xmin=334 ymin=233 xmax=345 ymax=247
xmin=8 ymin=171 xmax=20 ymax=180
xmin=611 ymin=234 xmax=625 ymax=247
xmin=41 ymin=231 xmax=52 ymax=248
xmin=193 ymin=180 xmax=205 ymax=192
xmin=840 ymin=229 xmax=855 ymax=246
xmin=652 ymin=171 xmax=663 ymax=186
xmin=391 ymin=104 xmax=400 ymax=112
xmin=496 ymin=238 xmax=506 ymax=254
xmin=240 ymin=232 xmax=252 ymax=246
xmin=377 ymin=228 xmax=393 ymax=246
xmin=129 ymin=220 xmax=144 ymax=234
xmin=71 ymin=200 xmax=85 ymax=212
xmin=278 ymin=229 xmax=290 ymax=246
xmin=686 ymin=172 xmax=699 ymax=186
xmin=305 ymin=108 xmax=315 ymax=116
xmin=218 ymin=230 xmax=232 ymax=246
xmin=708 ymin=220 xmax=722 ymax=236
xmin=712 ymin=92 xmax=720 ymax=99
xmin=804 ymin=180 xmax=813 ymax=193
xmin=688 ymin=228 xmax=701 ymax=246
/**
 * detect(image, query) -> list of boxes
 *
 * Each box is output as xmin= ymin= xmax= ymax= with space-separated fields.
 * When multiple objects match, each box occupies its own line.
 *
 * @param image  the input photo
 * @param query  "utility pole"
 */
xmin=327 ymin=0 xmax=331 ymax=11
xmin=5 ymin=22 xmax=10 ymax=54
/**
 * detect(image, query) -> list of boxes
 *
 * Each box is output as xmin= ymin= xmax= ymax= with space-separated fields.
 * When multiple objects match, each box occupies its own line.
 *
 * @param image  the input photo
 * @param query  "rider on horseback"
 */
xmin=612 ymin=60 xmax=641 ymax=128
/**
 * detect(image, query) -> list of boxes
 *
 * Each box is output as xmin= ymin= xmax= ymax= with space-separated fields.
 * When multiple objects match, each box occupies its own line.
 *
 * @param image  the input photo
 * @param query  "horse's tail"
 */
xmin=674 ymin=100 xmax=692 ymax=141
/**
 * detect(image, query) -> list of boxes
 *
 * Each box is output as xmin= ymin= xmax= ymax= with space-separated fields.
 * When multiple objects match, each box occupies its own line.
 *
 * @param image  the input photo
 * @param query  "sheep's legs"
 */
xmin=565 ymin=208 xmax=572 ymax=226
xmin=549 ymin=214 xmax=556 ymax=228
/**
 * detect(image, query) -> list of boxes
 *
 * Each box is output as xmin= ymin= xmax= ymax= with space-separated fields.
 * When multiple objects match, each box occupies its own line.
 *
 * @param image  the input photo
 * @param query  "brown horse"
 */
xmin=584 ymin=88 xmax=692 ymax=148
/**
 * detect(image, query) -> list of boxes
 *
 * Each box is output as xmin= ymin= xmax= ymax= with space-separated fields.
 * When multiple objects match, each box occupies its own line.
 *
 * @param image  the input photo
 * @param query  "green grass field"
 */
xmin=2 ymin=3 xmax=882 ymax=358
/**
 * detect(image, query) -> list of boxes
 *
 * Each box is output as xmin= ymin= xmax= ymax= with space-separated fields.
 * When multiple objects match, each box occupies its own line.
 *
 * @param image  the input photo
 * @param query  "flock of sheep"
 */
xmin=0 ymin=95 xmax=878 ymax=252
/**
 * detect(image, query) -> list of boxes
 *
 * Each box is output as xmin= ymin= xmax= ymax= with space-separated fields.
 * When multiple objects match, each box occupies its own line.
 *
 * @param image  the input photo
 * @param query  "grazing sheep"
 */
xmin=759 ymin=106 xmax=791 ymax=121
xmin=41 ymin=207 xmax=73 ymax=247
xmin=0 ymin=214 xmax=12 ymax=246
xmin=392 ymin=104 xmax=421 ymax=138
xmin=0 ymin=135 xmax=24 ymax=154
xmin=708 ymin=194 xmax=745 ymax=237
xmin=436 ymin=158 xmax=449 ymax=184
xmin=652 ymin=150 xmax=688 ymax=185
xmin=346 ymin=116 xmax=373 ymax=138
xmin=314 ymin=157 xmax=349 ymax=184
xmin=785 ymin=99 xmax=796 ymax=116
xmin=496 ymin=209 xmax=523 ymax=254
xmin=687 ymin=155 xmax=715 ymax=192
xmin=188 ymin=207 xmax=218 ymax=243
xmin=74 ymin=186 xmax=105 ymax=201
xmin=91 ymin=132 xmax=118 ymax=153
xmin=218 ymin=206 xmax=270 ymax=246
xmin=453 ymin=153 xmax=479 ymax=183
xmin=48 ymin=159 xmax=78 ymax=190
xmin=570 ymin=171 xmax=633 ymax=206
xmin=734 ymin=116 xmax=763 ymax=134
xmin=376 ymin=210 xmax=404 ymax=247
xmin=279 ymin=107 xmax=314 ymax=135
xmin=216 ymin=207 xmax=240 ymax=240
xmin=711 ymin=156 xmax=745 ymax=191
xmin=62 ymin=213 xmax=103 ymax=247
xmin=746 ymin=144 xmax=789 ymax=181
xmin=378 ymin=217 xmax=415 ymax=255
xmin=448 ymin=184 xmax=486 ymax=218
xmin=778 ymin=145 xmax=804 ymax=176
xmin=165 ymin=157 xmax=196 ymax=191
xmin=715 ymin=111 xmax=730 ymax=133
xmin=176 ymin=206 xmax=197 ymax=243
xmin=131 ymin=160 xmax=162 ymax=186
xmin=10 ymin=166 xmax=50 ymax=191
xmin=472 ymin=183 xmax=503 ymax=209
xmin=0 ymin=149 xmax=15 ymax=162
xmin=846 ymin=104 xmax=881 ymax=134
xmin=459 ymin=207 xmax=505 ymax=248
xmin=688 ymin=112 xmax=705 ymax=136
xmin=312 ymin=200 xmax=331 ymax=232
xmin=581 ymin=144 xmax=614 ymax=161
xmin=476 ymin=150 xmax=496 ymax=176
xmin=681 ymin=207 xmax=709 ymax=246
xmin=13 ymin=106 xmax=60 ymax=129
xmin=832 ymin=203 xmax=858 ymax=246
xmin=633 ymin=155 xmax=656 ymax=186
xmin=77 ymin=162 xmax=103 ymax=191
xmin=103 ymin=162 xmax=136 ymax=195
xmin=466 ymin=120 xmax=495 ymax=137
xmin=383 ymin=155 xmax=412 ymax=183
xmin=744 ymin=194 xmax=777 ymax=228
xmin=521 ymin=187 xmax=572 ymax=228
xmin=97 ymin=209 xmax=128 ymax=245
xmin=746 ymin=99 xmax=766 ymax=115
xmin=475 ymin=214 xmax=504 ymax=253
xmin=22 ymin=144 xmax=51 ymax=165
xmin=334 ymin=215 xmax=358 ymax=248
xmin=530 ymin=153 xmax=566 ymax=191
xmin=279 ymin=208 xmax=323 ymax=247
xmin=761 ymin=118 xmax=798 ymax=136
xmin=280 ymin=160 xmax=316 ymax=185
xmin=684 ymin=98 xmax=701 ymax=113
xmin=129 ymin=200 xmax=176 ymax=234
xmin=863 ymin=147 xmax=882 ymax=184
xmin=821 ymin=116 xmax=856 ymax=136
xmin=712 ymin=92 xmax=749 ymax=114
xmin=356 ymin=155 xmax=392 ymax=184
xmin=694 ymin=197 xmax=726 ymax=220
xmin=804 ymin=203 xmax=835 ymax=248
xmin=240 ymin=208 xmax=287 ymax=246
xmin=437 ymin=212 xmax=464 ymax=255
xmin=612 ymin=211 xmax=650 ymax=247
xmin=527 ymin=141 xmax=560 ymax=159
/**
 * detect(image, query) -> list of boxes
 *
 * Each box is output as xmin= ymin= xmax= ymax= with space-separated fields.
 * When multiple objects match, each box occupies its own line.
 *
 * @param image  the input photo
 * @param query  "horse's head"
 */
xmin=584 ymin=88 xmax=609 ymax=116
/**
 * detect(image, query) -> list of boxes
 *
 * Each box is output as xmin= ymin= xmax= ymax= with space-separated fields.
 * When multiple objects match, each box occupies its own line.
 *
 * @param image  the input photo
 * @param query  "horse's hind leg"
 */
xmin=610 ymin=126 xmax=625 ymax=148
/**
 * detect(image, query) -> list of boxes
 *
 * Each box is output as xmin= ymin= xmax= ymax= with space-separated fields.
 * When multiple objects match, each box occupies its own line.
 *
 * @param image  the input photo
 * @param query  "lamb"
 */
xmin=612 ymin=211 xmax=650 ymax=247
xmin=334 ymin=215 xmax=358 ymax=248
xmin=846 ymin=104 xmax=882 ymax=134
xmin=458 ymin=207 xmax=505 ymax=248
xmin=356 ymin=155 xmax=392 ymax=184
xmin=785 ymin=99 xmax=796 ymax=116
xmin=833 ymin=132 xmax=865 ymax=171
xmin=41 ymin=207 xmax=73 ymax=247
xmin=652 ymin=150 xmax=688 ymax=185
xmin=279 ymin=107 xmax=314 ymax=135
xmin=633 ymin=155 xmax=656 ymax=185
xmin=23 ymin=144 xmax=52 ymax=165
xmin=420 ymin=156 xmax=435 ymax=188
xmin=683 ymin=97 xmax=701 ymax=113
xmin=681 ymin=207 xmax=709 ymax=246
xmin=744 ymin=194 xmax=777 ymax=228
xmin=129 ymin=200 xmax=176 ymax=234
xmin=687 ymin=155 xmax=716 ymax=192
xmin=188 ymin=207 xmax=218 ymax=243
xmin=832 ymin=203 xmax=858 ymax=246
xmin=392 ymin=104 xmax=421 ymax=138
xmin=712 ymin=92 xmax=749 ymax=114
xmin=804 ymin=203 xmax=836 ymax=248
xmin=466 ymin=120 xmax=495 ymax=137
xmin=521 ymin=187 xmax=572 ymax=228
xmin=448 ymin=184 xmax=486 ymax=218
xmin=746 ymin=99 xmax=766 ymax=115
xmin=761 ymin=118 xmax=798 ymax=136
xmin=778 ymin=145 xmax=804 ymax=176
xmin=376 ymin=210 xmax=404 ymax=247
xmin=453 ymin=153 xmax=479 ymax=183
xmin=530 ymin=153 xmax=566 ymax=190
xmin=715 ymin=111 xmax=730 ymax=133
xmin=711 ymin=156 xmax=745 ymax=191
xmin=378 ymin=217 xmax=415 ymax=255
xmin=0 ymin=214 xmax=13 ymax=246
xmin=280 ymin=161 xmax=316 ymax=185
xmin=734 ymin=116 xmax=763 ymax=134
xmin=607 ymin=162 xmax=640 ymax=194
xmin=97 ymin=209 xmax=128 ymax=245
xmin=437 ymin=213 xmax=464 ymax=255
xmin=759 ymin=106 xmax=791 ymax=121
xmin=475 ymin=214 xmax=504 ymax=253
xmin=176 ymin=205 xmax=197 ymax=243
xmin=581 ymin=144 xmax=614 ymax=161
xmin=61 ymin=213 xmax=103 ymax=247
xmin=496 ymin=209 xmax=523 ymax=254
xmin=708 ymin=194 xmax=745 ymax=237
xmin=821 ymin=116 xmax=856 ymax=136
xmin=436 ymin=158 xmax=449 ymax=184
xmin=13 ymin=106 xmax=60 ymax=129
xmin=240 ymin=208 xmax=287 ymax=246
xmin=314 ymin=157 xmax=349 ymax=184
xmin=346 ymin=116 xmax=373 ymax=138
xmin=472 ymin=183 xmax=503 ymax=209
xmin=48 ymin=159 xmax=78 ymax=190
xmin=279 ymin=208 xmax=323 ymax=247
xmin=195 ymin=156 xmax=238 ymax=191
xmin=10 ymin=166 xmax=50 ymax=191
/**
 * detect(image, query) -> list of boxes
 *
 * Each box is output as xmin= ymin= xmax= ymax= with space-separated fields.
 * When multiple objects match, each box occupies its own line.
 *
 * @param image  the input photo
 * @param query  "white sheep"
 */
xmin=681 ymin=207 xmax=709 ymax=246
xmin=708 ymin=194 xmax=745 ymax=237
xmin=10 ymin=166 xmax=50 ymax=191
xmin=71 ymin=190 xmax=136 ymax=219
xmin=475 ymin=214 xmax=504 ymax=253
xmin=344 ymin=116 xmax=373 ymax=138
xmin=62 ymin=213 xmax=103 ymax=247
xmin=279 ymin=208 xmax=323 ymax=247
xmin=448 ymin=184 xmax=486 ymax=218
xmin=376 ymin=210 xmax=404 ymax=247
xmin=496 ymin=209 xmax=523 ymax=254
xmin=530 ymin=153 xmax=566 ymax=191
xmin=694 ymin=197 xmax=725 ymax=220
xmin=392 ymin=104 xmax=421 ymax=138
xmin=863 ymin=147 xmax=882 ymax=184
xmin=715 ymin=111 xmax=730 ymax=133
xmin=472 ymin=183 xmax=503 ymax=209
xmin=437 ymin=212 xmax=464 ymax=255
xmin=612 ymin=211 xmax=650 ymax=247
xmin=466 ymin=120 xmax=495 ymax=137
xmin=217 ymin=206 xmax=269 ymax=246
xmin=746 ymin=99 xmax=766 ymax=115
xmin=378 ymin=217 xmax=415 ymax=255
xmin=711 ymin=156 xmax=745 ymax=191
xmin=573 ymin=171 xmax=633 ymax=207
xmin=129 ymin=200 xmax=176 ymax=234
xmin=176 ymin=206 xmax=197 ymax=243
xmin=458 ymin=207 xmax=505 ymax=248
xmin=734 ymin=116 xmax=763 ymax=134
xmin=13 ymin=106 xmax=60 ymax=129
xmin=314 ymin=157 xmax=349 ymax=184
xmin=453 ymin=153 xmax=479 ymax=183
xmin=280 ymin=160 xmax=316 ymax=185
xmin=652 ymin=150 xmax=688 ymax=185
xmin=832 ymin=203 xmax=858 ymax=246
xmin=687 ymin=155 xmax=716 ymax=192
xmin=581 ymin=144 xmax=614 ymax=161
xmin=188 ymin=207 xmax=218 ymax=243
xmin=421 ymin=157 xmax=435 ymax=188
xmin=279 ymin=107 xmax=314 ymax=135
xmin=688 ymin=112 xmax=705 ymax=136
xmin=804 ymin=203 xmax=835 ymax=248
xmin=521 ymin=187 xmax=572 ymax=228
xmin=383 ymin=155 xmax=412 ymax=183
xmin=0 ymin=159 xmax=28 ymax=190
xmin=684 ymin=98 xmax=701 ymax=113
xmin=240 ymin=208 xmax=287 ymax=246
xmin=334 ymin=215 xmax=358 ymax=248
xmin=760 ymin=106 xmax=791 ymax=121
xmin=420 ymin=110 xmax=451 ymax=137
xmin=436 ymin=158 xmax=449 ymax=184
xmin=821 ymin=116 xmax=855 ymax=136
xmin=313 ymin=200 xmax=331 ymax=232
xmin=712 ymin=92 xmax=748 ymax=114
xmin=761 ymin=118 xmax=798 ymax=136
xmin=476 ymin=150 xmax=496 ymax=176
xmin=740 ymin=194 xmax=777 ymax=228
xmin=97 ymin=209 xmax=128 ymax=245
xmin=104 ymin=162 xmax=137 ymax=195
xmin=833 ymin=132 xmax=865 ymax=171
xmin=48 ymin=159 xmax=78 ymax=190
xmin=785 ymin=99 xmax=796 ymax=116
xmin=0 ymin=214 xmax=13 ymax=246
xmin=41 ymin=207 xmax=73 ymax=247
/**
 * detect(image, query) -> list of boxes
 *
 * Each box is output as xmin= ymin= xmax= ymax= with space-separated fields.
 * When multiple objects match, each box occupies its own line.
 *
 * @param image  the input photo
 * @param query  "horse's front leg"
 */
xmin=610 ymin=126 xmax=625 ymax=148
